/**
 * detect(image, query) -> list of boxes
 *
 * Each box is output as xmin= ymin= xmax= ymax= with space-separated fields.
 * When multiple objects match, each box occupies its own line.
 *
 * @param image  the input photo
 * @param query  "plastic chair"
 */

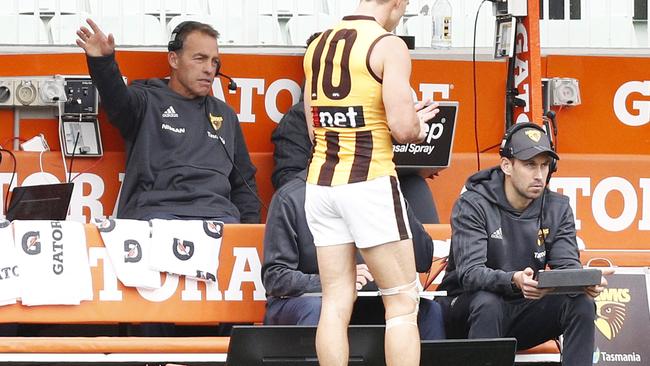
xmin=286 ymin=13 xmax=336 ymax=46
xmin=0 ymin=14 xmax=49 ymax=44
xmin=49 ymin=13 xmax=91 ymax=45
xmin=167 ymin=15 xmax=246 ymax=45
xmin=258 ymin=15 xmax=285 ymax=45
xmin=19 ymin=0 xmax=85 ymax=15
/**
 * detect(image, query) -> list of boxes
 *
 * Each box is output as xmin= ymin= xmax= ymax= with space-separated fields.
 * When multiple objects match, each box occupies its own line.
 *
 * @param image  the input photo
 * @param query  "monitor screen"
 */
xmin=420 ymin=338 xmax=517 ymax=366
xmin=226 ymin=325 xmax=386 ymax=366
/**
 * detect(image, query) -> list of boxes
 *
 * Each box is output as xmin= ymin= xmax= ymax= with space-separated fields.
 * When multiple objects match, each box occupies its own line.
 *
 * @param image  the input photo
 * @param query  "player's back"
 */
xmin=304 ymin=16 xmax=397 ymax=186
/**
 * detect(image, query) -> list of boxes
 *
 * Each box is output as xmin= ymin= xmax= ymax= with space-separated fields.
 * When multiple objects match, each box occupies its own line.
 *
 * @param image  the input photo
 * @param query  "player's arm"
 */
xmin=370 ymin=35 xmax=437 ymax=143
xmin=303 ymin=87 xmax=314 ymax=143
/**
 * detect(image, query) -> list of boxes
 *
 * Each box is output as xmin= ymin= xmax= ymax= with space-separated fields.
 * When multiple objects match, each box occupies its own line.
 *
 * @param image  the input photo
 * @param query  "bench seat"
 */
xmin=0 ymin=336 xmax=230 ymax=354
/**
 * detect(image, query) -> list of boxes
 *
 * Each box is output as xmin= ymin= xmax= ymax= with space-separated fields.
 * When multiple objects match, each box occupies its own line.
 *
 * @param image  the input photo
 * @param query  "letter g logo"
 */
xmin=613 ymin=81 xmax=650 ymax=127
xmin=21 ymin=231 xmax=41 ymax=255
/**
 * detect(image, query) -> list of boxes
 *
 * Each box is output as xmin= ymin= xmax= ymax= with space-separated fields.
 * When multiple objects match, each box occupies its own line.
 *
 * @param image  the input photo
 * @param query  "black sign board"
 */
xmin=592 ymin=269 xmax=650 ymax=365
xmin=393 ymin=101 xmax=458 ymax=176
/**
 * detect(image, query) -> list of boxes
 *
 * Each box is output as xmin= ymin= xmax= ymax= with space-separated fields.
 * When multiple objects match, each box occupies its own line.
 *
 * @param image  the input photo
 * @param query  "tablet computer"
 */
xmin=6 ymin=183 xmax=74 ymax=221
xmin=536 ymin=268 xmax=602 ymax=295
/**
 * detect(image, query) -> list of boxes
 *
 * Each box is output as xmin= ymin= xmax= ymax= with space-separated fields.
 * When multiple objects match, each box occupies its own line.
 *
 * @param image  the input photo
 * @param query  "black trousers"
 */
xmin=441 ymin=291 xmax=596 ymax=366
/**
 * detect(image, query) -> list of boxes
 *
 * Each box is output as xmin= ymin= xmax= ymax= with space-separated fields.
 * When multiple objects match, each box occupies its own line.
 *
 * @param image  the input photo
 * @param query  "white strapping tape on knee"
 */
xmin=379 ymin=278 xmax=420 ymax=329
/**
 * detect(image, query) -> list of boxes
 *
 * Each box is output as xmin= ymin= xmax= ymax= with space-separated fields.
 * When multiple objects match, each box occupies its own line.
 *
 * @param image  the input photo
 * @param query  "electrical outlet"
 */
xmin=551 ymin=78 xmax=581 ymax=106
xmin=0 ymin=80 xmax=14 ymax=107
xmin=15 ymin=79 xmax=39 ymax=106
xmin=38 ymin=76 xmax=66 ymax=105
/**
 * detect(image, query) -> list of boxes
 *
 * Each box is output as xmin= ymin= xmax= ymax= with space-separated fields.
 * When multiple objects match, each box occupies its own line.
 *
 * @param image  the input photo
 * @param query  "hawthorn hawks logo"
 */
xmin=595 ymin=287 xmax=631 ymax=340
xmin=596 ymin=301 xmax=627 ymax=340
xmin=21 ymin=231 xmax=41 ymax=255
xmin=203 ymin=220 xmax=224 ymax=239
xmin=209 ymin=113 xmax=223 ymax=131
xmin=525 ymin=129 xmax=542 ymax=142
xmin=172 ymin=238 xmax=195 ymax=261
xmin=94 ymin=218 xmax=116 ymax=233
xmin=536 ymin=228 xmax=549 ymax=246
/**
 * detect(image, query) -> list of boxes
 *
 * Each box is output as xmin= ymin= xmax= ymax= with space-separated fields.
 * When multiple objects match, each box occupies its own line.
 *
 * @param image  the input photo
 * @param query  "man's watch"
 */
xmin=511 ymin=274 xmax=520 ymax=292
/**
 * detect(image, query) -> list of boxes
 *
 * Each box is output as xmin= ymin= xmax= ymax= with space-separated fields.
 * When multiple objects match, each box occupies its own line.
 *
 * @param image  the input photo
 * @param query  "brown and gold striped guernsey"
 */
xmin=303 ymin=15 xmax=397 ymax=186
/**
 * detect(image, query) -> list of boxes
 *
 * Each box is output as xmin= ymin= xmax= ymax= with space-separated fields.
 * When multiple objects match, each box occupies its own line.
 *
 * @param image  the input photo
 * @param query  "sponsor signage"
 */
xmin=593 ymin=269 xmax=650 ymax=365
xmin=393 ymin=102 xmax=458 ymax=175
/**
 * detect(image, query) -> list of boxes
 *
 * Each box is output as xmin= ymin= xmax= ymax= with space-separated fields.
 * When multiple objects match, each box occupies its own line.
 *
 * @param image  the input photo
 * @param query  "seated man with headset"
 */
xmin=437 ymin=123 xmax=611 ymax=366
xmin=76 ymin=19 xmax=260 ymax=224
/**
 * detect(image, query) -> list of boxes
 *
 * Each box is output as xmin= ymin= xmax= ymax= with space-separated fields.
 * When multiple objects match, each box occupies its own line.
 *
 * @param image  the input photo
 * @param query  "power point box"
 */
xmin=63 ymin=77 xmax=98 ymax=115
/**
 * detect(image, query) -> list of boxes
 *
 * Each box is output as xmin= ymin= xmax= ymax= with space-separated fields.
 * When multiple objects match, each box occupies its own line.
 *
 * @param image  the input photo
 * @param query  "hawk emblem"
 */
xmin=209 ymin=113 xmax=223 ymax=131
xmin=525 ymin=129 xmax=542 ymax=142
xmin=595 ymin=301 xmax=626 ymax=340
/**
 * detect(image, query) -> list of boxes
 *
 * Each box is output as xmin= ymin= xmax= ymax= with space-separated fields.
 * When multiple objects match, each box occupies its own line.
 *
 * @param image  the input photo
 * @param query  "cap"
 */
xmin=505 ymin=127 xmax=560 ymax=161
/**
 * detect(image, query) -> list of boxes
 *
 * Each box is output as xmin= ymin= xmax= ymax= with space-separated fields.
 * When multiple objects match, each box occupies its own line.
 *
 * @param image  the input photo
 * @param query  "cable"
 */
xmin=202 ymin=97 xmax=268 ymax=213
xmin=57 ymin=102 xmax=69 ymax=182
xmin=479 ymin=142 xmax=501 ymax=153
xmin=68 ymin=132 xmax=80 ymax=183
xmin=38 ymin=146 xmax=59 ymax=185
xmin=70 ymin=156 xmax=104 ymax=183
xmin=0 ymin=148 xmax=17 ymax=216
xmin=472 ymin=0 xmax=489 ymax=171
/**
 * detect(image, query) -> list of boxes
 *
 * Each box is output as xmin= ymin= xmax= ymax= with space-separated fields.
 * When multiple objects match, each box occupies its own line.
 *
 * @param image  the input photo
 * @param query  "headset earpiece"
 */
xmin=168 ymin=21 xmax=197 ymax=52
xmin=499 ymin=122 xmax=540 ymax=159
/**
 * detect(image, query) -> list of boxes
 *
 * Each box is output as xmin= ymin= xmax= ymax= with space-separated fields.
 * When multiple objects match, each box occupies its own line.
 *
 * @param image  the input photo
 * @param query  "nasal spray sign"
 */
xmin=393 ymin=101 xmax=458 ymax=175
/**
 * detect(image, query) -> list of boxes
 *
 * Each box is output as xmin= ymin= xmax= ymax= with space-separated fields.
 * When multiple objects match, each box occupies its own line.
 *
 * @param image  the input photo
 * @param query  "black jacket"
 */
xmin=87 ymin=54 xmax=260 ymax=222
xmin=438 ymin=167 xmax=581 ymax=298
xmin=270 ymin=102 xmax=311 ymax=190
xmin=262 ymin=171 xmax=434 ymax=298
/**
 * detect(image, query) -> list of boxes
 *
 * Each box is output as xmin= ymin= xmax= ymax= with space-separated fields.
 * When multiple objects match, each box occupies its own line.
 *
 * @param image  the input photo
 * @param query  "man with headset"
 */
xmin=437 ymin=123 xmax=611 ymax=365
xmin=75 ymin=19 xmax=260 ymax=223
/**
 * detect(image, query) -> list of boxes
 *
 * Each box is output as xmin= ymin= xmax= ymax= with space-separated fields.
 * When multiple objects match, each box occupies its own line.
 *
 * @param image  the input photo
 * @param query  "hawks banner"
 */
xmin=593 ymin=269 xmax=650 ymax=365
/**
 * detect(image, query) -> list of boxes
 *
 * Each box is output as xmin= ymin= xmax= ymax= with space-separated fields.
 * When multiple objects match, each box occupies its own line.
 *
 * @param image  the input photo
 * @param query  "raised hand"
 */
xmin=76 ymin=18 xmax=115 ymax=57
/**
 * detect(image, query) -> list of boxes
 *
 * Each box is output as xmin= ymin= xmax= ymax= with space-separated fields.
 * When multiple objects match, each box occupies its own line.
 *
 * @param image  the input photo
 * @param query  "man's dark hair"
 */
xmin=168 ymin=21 xmax=220 ymax=52
xmin=305 ymin=32 xmax=322 ymax=47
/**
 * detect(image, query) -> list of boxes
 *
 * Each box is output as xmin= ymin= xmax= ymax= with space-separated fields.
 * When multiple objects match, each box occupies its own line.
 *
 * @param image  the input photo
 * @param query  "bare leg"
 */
xmin=315 ymin=243 xmax=357 ymax=366
xmin=360 ymin=239 xmax=420 ymax=366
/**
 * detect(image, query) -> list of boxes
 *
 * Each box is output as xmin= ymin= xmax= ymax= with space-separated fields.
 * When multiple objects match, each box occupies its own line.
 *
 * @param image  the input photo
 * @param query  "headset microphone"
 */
xmin=218 ymin=72 xmax=238 ymax=91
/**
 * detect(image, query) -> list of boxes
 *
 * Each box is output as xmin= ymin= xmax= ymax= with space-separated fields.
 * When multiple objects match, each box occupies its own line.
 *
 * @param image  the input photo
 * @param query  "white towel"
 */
xmin=13 ymin=220 xmax=92 ymax=306
xmin=93 ymin=218 xmax=160 ymax=289
xmin=0 ymin=220 xmax=20 ymax=306
xmin=150 ymin=219 xmax=223 ymax=282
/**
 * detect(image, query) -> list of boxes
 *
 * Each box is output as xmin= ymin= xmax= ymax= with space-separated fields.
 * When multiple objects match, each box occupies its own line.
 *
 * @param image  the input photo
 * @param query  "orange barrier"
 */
xmin=3 ymin=151 xmax=649 ymax=252
xmin=0 ymin=223 xmax=265 ymax=356
xmin=0 ymin=224 xmax=266 ymax=324
xmin=0 ymin=337 xmax=230 ymax=354
xmin=0 ymin=222 xmax=647 ymax=360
